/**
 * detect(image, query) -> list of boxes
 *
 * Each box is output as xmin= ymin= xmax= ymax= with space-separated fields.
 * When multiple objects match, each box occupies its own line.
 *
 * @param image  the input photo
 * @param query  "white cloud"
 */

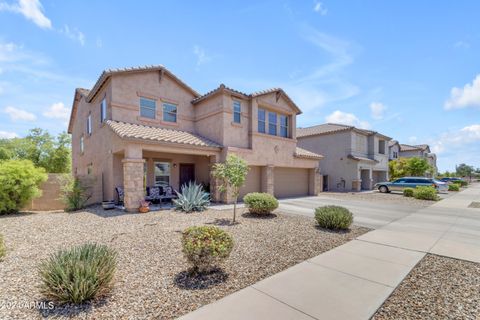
xmin=431 ymin=124 xmax=480 ymax=154
xmin=313 ymin=1 xmax=327 ymax=15
xmin=0 ymin=0 xmax=51 ymax=29
xmin=369 ymin=101 xmax=386 ymax=120
xmin=4 ymin=106 xmax=36 ymax=121
xmin=444 ymin=74 xmax=480 ymax=109
xmin=454 ymin=41 xmax=470 ymax=49
xmin=0 ymin=131 xmax=18 ymax=139
xmin=408 ymin=136 xmax=418 ymax=144
xmin=59 ymin=25 xmax=85 ymax=46
xmin=43 ymin=102 xmax=70 ymax=120
xmin=325 ymin=110 xmax=371 ymax=129
xmin=193 ymin=45 xmax=212 ymax=67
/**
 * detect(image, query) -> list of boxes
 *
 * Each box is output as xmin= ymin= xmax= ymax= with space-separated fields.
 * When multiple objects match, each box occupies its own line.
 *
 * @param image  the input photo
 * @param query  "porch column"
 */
xmin=209 ymin=156 xmax=222 ymax=203
xmin=122 ymin=158 xmax=145 ymax=212
xmin=309 ymin=167 xmax=322 ymax=195
xmin=366 ymin=169 xmax=373 ymax=190
xmin=261 ymin=165 xmax=274 ymax=196
xmin=352 ymin=168 xmax=362 ymax=192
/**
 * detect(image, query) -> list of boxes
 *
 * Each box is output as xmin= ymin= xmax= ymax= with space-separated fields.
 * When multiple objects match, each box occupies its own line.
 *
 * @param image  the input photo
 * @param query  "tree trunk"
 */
xmin=233 ymin=196 xmax=237 ymax=223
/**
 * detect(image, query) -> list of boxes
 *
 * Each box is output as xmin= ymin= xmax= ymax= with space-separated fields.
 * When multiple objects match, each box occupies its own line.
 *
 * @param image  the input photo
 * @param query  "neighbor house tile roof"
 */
xmin=297 ymin=123 xmax=391 ymax=140
xmin=399 ymin=144 xmax=430 ymax=152
xmin=347 ymin=154 xmax=379 ymax=163
xmin=294 ymin=147 xmax=324 ymax=159
xmin=106 ymin=120 xmax=222 ymax=149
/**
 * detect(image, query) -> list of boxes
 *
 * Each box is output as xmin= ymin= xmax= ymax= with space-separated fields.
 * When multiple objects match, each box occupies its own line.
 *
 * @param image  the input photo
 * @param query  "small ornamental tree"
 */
xmin=212 ymin=155 xmax=249 ymax=223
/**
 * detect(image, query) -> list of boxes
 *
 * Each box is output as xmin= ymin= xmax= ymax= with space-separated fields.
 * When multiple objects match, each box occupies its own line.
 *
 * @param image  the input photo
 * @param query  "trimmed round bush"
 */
xmin=182 ymin=226 xmax=234 ymax=273
xmin=448 ymin=184 xmax=460 ymax=191
xmin=0 ymin=234 xmax=6 ymax=260
xmin=413 ymin=186 xmax=439 ymax=201
xmin=243 ymin=192 xmax=279 ymax=215
xmin=38 ymin=243 xmax=117 ymax=304
xmin=314 ymin=206 xmax=353 ymax=230
xmin=403 ymin=188 xmax=414 ymax=197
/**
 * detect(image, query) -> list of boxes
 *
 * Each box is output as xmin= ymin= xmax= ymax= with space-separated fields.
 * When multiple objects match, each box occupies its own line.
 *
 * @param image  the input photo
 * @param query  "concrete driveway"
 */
xmin=278 ymin=195 xmax=427 ymax=229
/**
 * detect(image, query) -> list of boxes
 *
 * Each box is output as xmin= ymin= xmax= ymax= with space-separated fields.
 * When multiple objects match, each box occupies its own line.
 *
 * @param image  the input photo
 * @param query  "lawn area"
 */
xmin=0 ymin=206 xmax=369 ymax=319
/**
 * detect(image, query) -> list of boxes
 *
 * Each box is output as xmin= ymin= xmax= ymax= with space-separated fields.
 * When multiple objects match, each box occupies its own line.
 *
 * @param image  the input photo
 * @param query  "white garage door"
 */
xmin=239 ymin=166 xmax=261 ymax=199
xmin=274 ymin=167 xmax=309 ymax=198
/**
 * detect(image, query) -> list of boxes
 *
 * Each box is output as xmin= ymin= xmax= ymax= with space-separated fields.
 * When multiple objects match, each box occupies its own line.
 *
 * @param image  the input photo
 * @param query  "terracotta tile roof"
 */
xmin=388 ymin=140 xmax=399 ymax=147
xmin=191 ymin=84 xmax=248 ymax=104
xmin=294 ymin=147 xmax=324 ymax=159
xmin=106 ymin=120 xmax=222 ymax=149
xmin=76 ymin=88 xmax=90 ymax=96
xmin=400 ymin=144 xmax=423 ymax=151
xmin=297 ymin=123 xmax=391 ymax=140
xmin=347 ymin=154 xmax=379 ymax=163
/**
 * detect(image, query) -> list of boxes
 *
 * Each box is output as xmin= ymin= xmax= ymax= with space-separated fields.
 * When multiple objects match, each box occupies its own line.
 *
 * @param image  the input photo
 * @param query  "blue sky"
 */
xmin=0 ymin=1 xmax=479 ymax=171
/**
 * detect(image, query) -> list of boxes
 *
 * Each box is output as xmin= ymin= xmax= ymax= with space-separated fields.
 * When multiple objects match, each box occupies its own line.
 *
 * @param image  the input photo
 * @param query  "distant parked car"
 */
xmin=375 ymin=177 xmax=448 ymax=193
xmin=439 ymin=177 xmax=464 ymax=184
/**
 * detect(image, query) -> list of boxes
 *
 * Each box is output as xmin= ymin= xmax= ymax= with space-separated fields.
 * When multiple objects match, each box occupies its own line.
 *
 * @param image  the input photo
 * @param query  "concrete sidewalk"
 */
xmin=179 ymin=184 xmax=480 ymax=320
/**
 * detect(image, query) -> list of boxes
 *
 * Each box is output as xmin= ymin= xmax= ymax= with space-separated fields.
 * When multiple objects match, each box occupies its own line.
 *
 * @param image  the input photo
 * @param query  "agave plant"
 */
xmin=173 ymin=182 xmax=210 ymax=213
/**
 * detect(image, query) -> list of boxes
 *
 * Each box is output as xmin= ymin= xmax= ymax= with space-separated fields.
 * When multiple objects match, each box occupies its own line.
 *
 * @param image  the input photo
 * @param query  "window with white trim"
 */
xmin=258 ymin=108 xmax=266 ymax=133
xmin=163 ymin=103 xmax=177 ymax=122
xmin=140 ymin=97 xmax=156 ymax=119
xmin=280 ymin=115 xmax=289 ymax=138
xmin=86 ymin=113 xmax=92 ymax=135
xmin=233 ymin=101 xmax=241 ymax=123
xmin=154 ymin=162 xmax=170 ymax=185
xmin=268 ymin=112 xmax=277 ymax=136
xmin=100 ymin=98 xmax=107 ymax=123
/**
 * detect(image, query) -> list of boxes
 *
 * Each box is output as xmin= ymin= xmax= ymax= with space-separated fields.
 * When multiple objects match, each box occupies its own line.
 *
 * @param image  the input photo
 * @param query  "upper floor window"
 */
xmin=87 ymin=163 xmax=93 ymax=175
xmin=86 ymin=113 xmax=92 ymax=135
xmin=140 ymin=97 xmax=156 ymax=119
xmin=280 ymin=115 xmax=288 ymax=138
xmin=378 ymin=140 xmax=385 ymax=154
xmin=100 ymin=98 xmax=107 ymax=123
xmin=163 ymin=103 xmax=177 ymax=122
xmin=268 ymin=112 xmax=277 ymax=136
xmin=233 ymin=101 xmax=241 ymax=123
xmin=392 ymin=151 xmax=398 ymax=158
xmin=258 ymin=108 xmax=266 ymax=133
xmin=80 ymin=136 xmax=84 ymax=154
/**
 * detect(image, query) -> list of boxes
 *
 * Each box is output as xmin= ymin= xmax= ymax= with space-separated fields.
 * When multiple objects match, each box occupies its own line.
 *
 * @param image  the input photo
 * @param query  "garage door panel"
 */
xmin=239 ymin=166 xmax=261 ymax=199
xmin=274 ymin=167 xmax=309 ymax=198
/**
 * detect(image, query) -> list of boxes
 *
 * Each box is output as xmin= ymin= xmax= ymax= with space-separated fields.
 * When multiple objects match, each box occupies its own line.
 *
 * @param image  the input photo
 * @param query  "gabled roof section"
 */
xmin=297 ymin=123 xmax=391 ymax=140
xmin=399 ymin=144 xmax=431 ymax=152
xmin=86 ymin=65 xmax=200 ymax=103
xmin=67 ymin=87 xmax=91 ymax=134
xmin=251 ymin=88 xmax=302 ymax=115
xmin=106 ymin=120 xmax=222 ymax=149
xmin=294 ymin=147 xmax=324 ymax=160
xmin=388 ymin=140 xmax=399 ymax=147
xmin=191 ymin=84 xmax=248 ymax=104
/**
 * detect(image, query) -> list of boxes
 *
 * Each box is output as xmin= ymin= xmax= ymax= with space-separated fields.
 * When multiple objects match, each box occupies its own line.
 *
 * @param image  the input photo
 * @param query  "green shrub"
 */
xmin=38 ymin=243 xmax=117 ymax=304
xmin=314 ymin=206 xmax=353 ymax=230
xmin=173 ymin=182 xmax=210 ymax=213
xmin=448 ymin=184 xmax=460 ymax=191
xmin=0 ymin=234 xmax=6 ymax=260
xmin=413 ymin=186 xmax=439 ymax=201
xmin=243 ymin=192 xmax=279 ymax=215
xmin=403 ymin=188 xmax=414 ymax=197
xmin=0 ymin=160 xmax=47 ymax=214
xmin=60 ymin=175 xmax=94 ymax=211
xmin=452 ymin=180 xmax=468 ymax=187
xmin=182 ymin=226 xmax=234 ymax=273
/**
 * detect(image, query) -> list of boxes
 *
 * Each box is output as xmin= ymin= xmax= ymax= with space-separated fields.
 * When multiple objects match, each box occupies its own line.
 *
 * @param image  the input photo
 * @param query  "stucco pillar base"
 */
xmin=122 ymin=158 xmax=145 ymax=212
xmin=352 ymin=179 xmax=362 ymax=192
xmin=261 ymin=165 xmax=275 ymax=196
xmin=309 ymin=168 xmax=322 ymax=195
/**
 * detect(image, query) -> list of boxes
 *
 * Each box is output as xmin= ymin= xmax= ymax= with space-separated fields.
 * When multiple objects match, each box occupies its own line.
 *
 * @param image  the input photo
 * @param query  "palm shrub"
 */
xmin=38 ymin=243 xmax=117 ymax=304
xmin=173 ymin=182 xmax=210 ymax=213
xmin=0 ymin=234 xmax=6 ymax=260
xmin=315 ymin=205 xmax=353 ymax=230
xmin=182 ymin=226 xmax=234 ymax=273
xmin=403 ymin=188 xmax=414 ymax=197
xmin=243 ymin=192 xmax=278 ymax=215
xmin=413 ymin=186 xmax=439 ymax=201
xmin=448 ymin=184 xmax=460 ymax=191
xmin=0 ymin=159 xmax=47 ymax=214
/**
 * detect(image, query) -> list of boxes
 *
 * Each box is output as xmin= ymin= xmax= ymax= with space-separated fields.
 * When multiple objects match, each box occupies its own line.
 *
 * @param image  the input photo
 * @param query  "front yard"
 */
xmin=0 ymin=207 xmax=368 ymax=319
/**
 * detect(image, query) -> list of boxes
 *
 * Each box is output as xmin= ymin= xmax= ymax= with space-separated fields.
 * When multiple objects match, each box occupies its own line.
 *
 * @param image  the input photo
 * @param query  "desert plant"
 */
xmin=403 ymin=187 xmax=414 ymax=197
xmin=314 ymin=205 xmax=353 ymax=230
xmin=60 ymin=175 xmax=94 ymax=211
xmin=413 ymin=186 xmax=439 ymax=201
xmin=182 ymin=226 xmax=234 ymax=273
xmin=452 ymin=180 xmax=468 ymax=187
xmin=0 ymin=159 xmax=47 ymax=214
xmin=0 ymin=234 xmax=6 ymax=260
xmin=173 ymin=182 xmax=210 ymax=213
xmin=38 ymin=243 xmax=117 ymax=304
xmin=448 ymin=184 xmax=460 ymax=191
xmin=212 ymin=155 xmax=249 ymax=223
xmin=243 ymin=192 xmax=278 ymax=215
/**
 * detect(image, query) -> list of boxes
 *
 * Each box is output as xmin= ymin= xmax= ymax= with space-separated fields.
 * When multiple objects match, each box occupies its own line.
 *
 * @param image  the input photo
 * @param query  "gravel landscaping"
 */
xmin=319 ymin=191 xmax=440 ymax=207
xmin=373 ymin=254 xmax=480 ymax=320
xmin=0 ymin=206 xmax=369 ymax=319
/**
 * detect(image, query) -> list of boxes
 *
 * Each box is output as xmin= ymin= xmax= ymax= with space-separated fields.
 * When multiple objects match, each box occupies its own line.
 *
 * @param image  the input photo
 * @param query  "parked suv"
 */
xmin=375 ymin=177 xmax=448 ymax=193
xmin=440 ymin=177 xmax=463 ymax=184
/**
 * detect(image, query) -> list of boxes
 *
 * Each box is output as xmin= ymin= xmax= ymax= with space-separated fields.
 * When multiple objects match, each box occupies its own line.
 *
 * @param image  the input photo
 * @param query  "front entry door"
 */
xmin=179 ymin=164 xmax=195 ymax=188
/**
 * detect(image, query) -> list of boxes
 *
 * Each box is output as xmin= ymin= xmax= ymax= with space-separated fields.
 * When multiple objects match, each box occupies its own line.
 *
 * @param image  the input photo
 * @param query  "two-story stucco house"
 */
xmin=397 ymin=144 xmax=438 ymax=176
xmin=297 ymin=123 xmax=391 ymax=191
xmin=68 ymin=65 xmax=323 ymax=211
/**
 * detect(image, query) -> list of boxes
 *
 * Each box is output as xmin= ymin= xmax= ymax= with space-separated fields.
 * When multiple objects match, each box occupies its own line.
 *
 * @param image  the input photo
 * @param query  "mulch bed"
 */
xmin=0 ymin=206 xmax=369 ymax=319
xmin=372 ymin=254 xmax=480 ymax=320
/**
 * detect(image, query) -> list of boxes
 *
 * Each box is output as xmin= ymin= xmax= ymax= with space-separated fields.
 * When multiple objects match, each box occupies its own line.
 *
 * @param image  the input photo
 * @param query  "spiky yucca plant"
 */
xmin=173 ymin=182 xmax=210 ymax=213
xmin=38 ymin=243 xmax=117 ymax=304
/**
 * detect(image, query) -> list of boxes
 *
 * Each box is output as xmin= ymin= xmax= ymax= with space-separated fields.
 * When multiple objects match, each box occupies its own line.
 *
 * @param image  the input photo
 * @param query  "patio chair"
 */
xmin=160 ymin=185 xmax=178 ymax=204
xmin=145 ymin=186 xmax=162 ymax=204
xmin=115 ymin=186 xmax=124 ymax=205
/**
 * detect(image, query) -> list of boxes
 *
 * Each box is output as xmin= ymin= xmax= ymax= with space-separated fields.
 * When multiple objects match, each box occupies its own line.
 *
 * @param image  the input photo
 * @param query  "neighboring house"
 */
xmin=68 ymin=65 xmax=323 ymax=211
xmin=388 ymin=140 xmax=400 ymax=161
xmin=297 ymin=123 xmax=391 ymax=191
xmin=397 ymin=144 xmax=438 ymax=176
